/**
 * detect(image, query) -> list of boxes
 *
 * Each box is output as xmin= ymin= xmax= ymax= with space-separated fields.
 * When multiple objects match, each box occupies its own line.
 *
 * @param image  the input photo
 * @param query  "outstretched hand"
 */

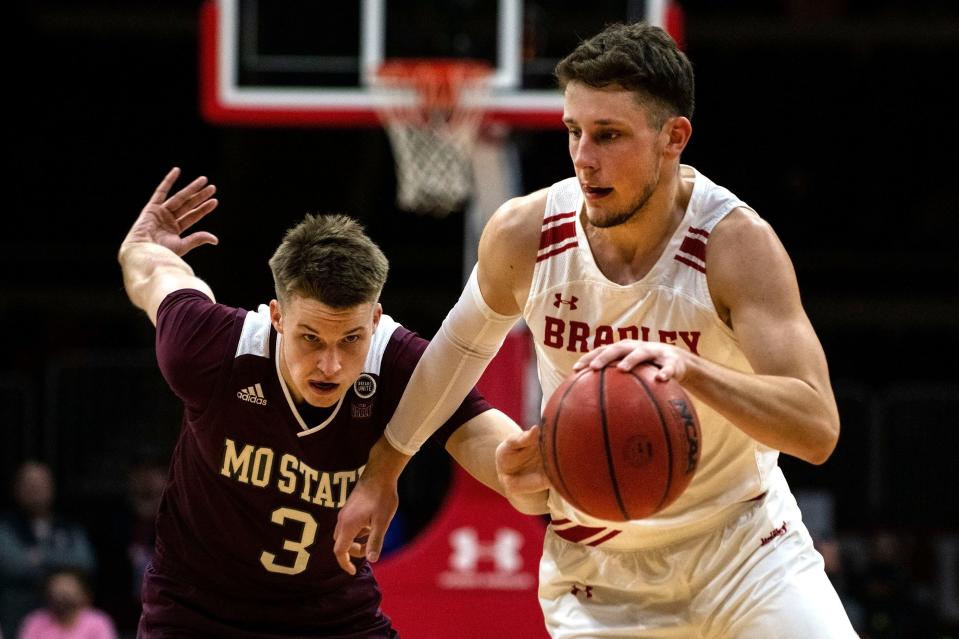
xmin=123 ymin=167 xmax=219 ymax=256
xmin=496 ymin=425 xmax=551 ymax=496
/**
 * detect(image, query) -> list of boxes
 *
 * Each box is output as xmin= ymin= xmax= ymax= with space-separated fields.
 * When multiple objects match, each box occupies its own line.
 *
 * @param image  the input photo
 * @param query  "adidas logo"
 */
xmin=237 ymin=383 xmax=268 ymax=406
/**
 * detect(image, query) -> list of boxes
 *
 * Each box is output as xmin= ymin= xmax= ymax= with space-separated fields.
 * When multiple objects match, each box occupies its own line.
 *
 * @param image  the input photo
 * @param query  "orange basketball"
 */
xmin=539 ymin=363 xmax=701 ymax=521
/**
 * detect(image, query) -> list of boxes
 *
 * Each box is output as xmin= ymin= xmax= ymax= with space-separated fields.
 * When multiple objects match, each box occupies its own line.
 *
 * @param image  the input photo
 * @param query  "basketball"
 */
xmin=539 ymin=363 xmax=702 ymax=522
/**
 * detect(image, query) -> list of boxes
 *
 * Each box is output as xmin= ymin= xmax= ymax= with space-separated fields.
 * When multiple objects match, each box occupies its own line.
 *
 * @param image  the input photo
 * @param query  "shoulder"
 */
xmin=156 ymin=288 xmax=243 ymax=341
xmin=477 ymin=188 xmax=550 ymax=312
xmin=157 ymin=289 xmax=246 ymax=343
xmin=708 ymin=207 xmax=790 ymax=267
xmin=18 ymin=609 xmax=51 ymax=631
xmin=83 ymin=608 xmax=118 ymax=630
xmin=365 ymin=314 xmax=406 ymax=374
xmin=481 ymin=188 xmax=549 ymax=259
xmin=157 ymin=287 xmax=216 ymax=314
xmin=156 ymin=290 xmax=251 ymax=408
xmin=707 ymin=207 xmax=799 ymax=319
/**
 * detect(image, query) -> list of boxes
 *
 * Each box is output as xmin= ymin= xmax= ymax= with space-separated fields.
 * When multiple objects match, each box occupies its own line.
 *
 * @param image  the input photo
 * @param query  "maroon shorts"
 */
xmin=138 ymin=561 xmax=399 ymax=638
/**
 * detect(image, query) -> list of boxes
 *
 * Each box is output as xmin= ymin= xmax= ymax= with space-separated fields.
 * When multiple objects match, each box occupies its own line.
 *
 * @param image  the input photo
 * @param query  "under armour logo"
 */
xmin=449 ymin=527 xmax=523 ymax=574
xmin=553 ymin=293 xmax=578 ymax=310
xmin=570 ymin=584 xmax=593 ymax=599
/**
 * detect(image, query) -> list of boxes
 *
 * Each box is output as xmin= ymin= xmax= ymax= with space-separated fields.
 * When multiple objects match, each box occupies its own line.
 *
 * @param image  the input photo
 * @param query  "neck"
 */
xmin=584 ymin=164 xmax=690 ymax=283
xmin=54 ymin=608 xmax=84 ymax=627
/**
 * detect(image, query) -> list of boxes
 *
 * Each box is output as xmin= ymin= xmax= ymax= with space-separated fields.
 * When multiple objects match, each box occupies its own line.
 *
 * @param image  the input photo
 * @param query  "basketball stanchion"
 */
xmin=372 ymin=59 xmax=492 ymax=216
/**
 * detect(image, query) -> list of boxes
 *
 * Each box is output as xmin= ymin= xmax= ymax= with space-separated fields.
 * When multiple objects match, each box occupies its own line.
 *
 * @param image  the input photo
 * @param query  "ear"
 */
xmin=269 ymin=299 xmax=284 ymax=334
xmin=662 ymin=116 xmax=692 ymax=159
xmin=372 ymin=303 xmax=382 ymax=331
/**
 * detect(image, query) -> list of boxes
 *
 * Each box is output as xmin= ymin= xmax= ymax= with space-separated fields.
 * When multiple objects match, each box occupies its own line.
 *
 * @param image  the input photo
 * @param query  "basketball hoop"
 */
xmin=373 ymin=59 xmax=492 ymax=215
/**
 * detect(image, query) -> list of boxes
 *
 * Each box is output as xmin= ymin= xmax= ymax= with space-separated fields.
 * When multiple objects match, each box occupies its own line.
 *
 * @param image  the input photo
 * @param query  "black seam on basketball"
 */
xmin=628 ymin=369 xmax=674 ymax=512
xmin=599 ymin=368 xmax=631 ymax=520
xmin=552 ymin=370 xmax=591 ymax=515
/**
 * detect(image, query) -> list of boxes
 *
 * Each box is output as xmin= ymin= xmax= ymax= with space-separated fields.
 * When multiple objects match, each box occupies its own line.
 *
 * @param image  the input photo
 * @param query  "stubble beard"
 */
xmin=588 ymin=177 xmax=658 ymax=229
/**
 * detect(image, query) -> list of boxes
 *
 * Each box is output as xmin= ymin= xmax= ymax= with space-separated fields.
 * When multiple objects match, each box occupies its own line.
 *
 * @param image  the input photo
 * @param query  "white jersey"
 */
xmin=524 ymin=165 xmax=781 ymax=550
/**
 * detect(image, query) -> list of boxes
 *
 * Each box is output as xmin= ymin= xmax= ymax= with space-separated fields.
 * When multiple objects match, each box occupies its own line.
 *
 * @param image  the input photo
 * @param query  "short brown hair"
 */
xmin=555 ymin=22 xmax=694 ymax=127
xmin=268 ymin=214 xmax=388 ymax=308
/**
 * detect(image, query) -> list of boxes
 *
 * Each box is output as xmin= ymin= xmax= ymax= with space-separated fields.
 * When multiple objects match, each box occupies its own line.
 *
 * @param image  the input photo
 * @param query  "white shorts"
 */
xmin=538 ymin=470 xmax=858 ymax=638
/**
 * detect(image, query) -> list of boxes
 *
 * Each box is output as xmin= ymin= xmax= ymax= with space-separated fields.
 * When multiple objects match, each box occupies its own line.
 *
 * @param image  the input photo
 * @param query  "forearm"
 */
xmin=118 ymin=241 xmax=212 ymax=323
xmin=384 ymin=268 xmax=519 ymax=455
xmin=446 ymin=411 xmax=549 ymax=515
xmin=359 ymin=435 xmax=412 ymax=487
xmin=682 ymin=356 xmax=839 ymax=464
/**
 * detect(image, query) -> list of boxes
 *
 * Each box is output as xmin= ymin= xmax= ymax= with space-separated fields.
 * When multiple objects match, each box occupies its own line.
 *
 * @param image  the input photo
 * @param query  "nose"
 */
xmin=315 ymin=348 xmax=342 ymax=377
xmin=571 ymin=134 xmax=597 ymax=172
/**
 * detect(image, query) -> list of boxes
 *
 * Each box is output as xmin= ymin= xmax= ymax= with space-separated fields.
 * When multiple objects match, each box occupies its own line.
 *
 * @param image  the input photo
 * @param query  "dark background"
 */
xmin=2 ymin=1 xmax=959 ymax=636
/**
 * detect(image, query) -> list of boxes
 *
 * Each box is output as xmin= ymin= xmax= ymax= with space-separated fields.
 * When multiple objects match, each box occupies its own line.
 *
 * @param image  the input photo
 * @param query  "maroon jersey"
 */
xmin=139 ymin=289 xmax=490 ymax=638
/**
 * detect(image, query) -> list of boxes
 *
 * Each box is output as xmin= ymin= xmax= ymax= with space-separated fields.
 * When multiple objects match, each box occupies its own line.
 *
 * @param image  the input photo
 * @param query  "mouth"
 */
xmin=308 ymin=380 xmax=339 ymax=394
xmin=582 ymin=184 xmax=613 ymax=199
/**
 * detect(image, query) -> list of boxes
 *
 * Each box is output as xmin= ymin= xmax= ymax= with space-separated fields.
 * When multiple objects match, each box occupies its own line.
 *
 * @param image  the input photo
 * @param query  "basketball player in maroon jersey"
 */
xmin=336 ymin=22 xmax=858 ymax=638
xmin=118 ymin=168 xmax=526 ymax=638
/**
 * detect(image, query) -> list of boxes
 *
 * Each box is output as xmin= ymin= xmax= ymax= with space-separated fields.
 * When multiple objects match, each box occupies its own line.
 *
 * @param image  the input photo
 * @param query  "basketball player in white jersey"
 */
xmin=335 ymin=22 xmax=858 ymax=637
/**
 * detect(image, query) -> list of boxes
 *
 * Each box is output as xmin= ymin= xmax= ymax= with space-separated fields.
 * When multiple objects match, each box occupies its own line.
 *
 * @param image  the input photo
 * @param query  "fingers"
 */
xmin=349 ymin=528 xmax=371 ymax=558
xmin=503 ymin=470 xmax=551 ymax=494
xmin=616 ymin=348 xmax=658 ymax=372
xmin=573 ymin=343 xmax=632 ymax=371
xmin=180 ymin=231 xmax=219 ymax=255
xmin=332 ymin=522 xmax=359 ymax=576
xmin=178 ymin=185 xmax=218 ymax=221
xmin=652 ymin=361 xmax=674 ymax=381
xmin=165 ymin=176 xmax=211 ymax=212
xmin=365 ymin=514 xmax=390 ymax=563
xmin=495 ymin=428 xmax=539 ymax=474
xmin=176 ymin=197 xmax=219 ymax=232
xmin=574 ymin=342 xmax=637 ymax=370
xmin=572 ymin=341 xmax=682 ymax=379
xmin=504 ymin=425 xmax=539 ymax=451
xmin=150 ymin=167 xmax=181 ymax=205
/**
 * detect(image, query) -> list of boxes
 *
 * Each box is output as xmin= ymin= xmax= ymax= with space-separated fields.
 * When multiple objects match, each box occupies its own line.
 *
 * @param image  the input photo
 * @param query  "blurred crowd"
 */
xmin=0 ymin=459 xmax=165 ymax=639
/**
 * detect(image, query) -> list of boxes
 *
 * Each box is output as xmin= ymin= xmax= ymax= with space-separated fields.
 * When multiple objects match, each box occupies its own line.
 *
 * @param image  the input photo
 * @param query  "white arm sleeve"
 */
xmin=384 ymin=266 xmax=521 ymax=455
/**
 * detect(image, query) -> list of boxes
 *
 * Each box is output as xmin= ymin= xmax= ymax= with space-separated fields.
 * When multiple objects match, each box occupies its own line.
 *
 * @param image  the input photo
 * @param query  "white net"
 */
xmin=373 ymin=61 xmax=492 ymax=216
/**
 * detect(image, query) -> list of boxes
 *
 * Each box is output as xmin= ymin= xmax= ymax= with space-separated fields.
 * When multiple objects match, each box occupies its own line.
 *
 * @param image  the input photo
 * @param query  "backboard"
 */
xmin=199 ymin=0 xmax=683 ymax=128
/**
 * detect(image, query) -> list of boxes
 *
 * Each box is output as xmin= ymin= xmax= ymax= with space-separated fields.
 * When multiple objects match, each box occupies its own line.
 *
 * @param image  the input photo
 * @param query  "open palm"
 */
xmin=123 ymin=167 xmax=219 ymax=256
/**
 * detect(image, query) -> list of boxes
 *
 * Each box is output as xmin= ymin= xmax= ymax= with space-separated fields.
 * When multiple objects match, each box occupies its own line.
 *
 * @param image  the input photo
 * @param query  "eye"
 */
xmin=302 ymin=334 xmax=319 ymax=343
xmin=343 ymin=334 xmax=361 ymax=344
xmin=598 ymin=130 xmax=620 ymax=142
xmin=567 ymin=128 xmax=582 ymax=139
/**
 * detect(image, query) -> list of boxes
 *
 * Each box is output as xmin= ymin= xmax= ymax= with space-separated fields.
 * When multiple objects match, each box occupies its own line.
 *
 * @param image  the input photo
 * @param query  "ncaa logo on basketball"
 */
xmin=669 ymin=398 xmax=700 ymax=474
xmin=353 ymin=374 xmax=376 ymax=399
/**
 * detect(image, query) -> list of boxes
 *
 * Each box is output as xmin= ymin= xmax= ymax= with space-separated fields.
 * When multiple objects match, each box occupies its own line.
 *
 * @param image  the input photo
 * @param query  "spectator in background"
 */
xmin=16 ymin=570 xmax=116 ymax=639
xmin=855 ymin=530 xmax=938 ymax=639
xmin=817 ymin=537 xmax=866 ymax=634
xmin=0 ymin=462 xmax=96 ymax=638
xmin=93 ymin=457 xmax=167 ymax=635
xmin=124 ymin=460 xmax=165 ymax=599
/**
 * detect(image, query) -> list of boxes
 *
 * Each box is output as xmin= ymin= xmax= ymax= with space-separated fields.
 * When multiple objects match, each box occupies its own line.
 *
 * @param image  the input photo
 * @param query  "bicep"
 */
xmin=156 ymin=291 xmax=240 ymax=411
xmin=709 ymin=212 xmax=831 ymax=386
xmin=144 ymin=269 xmax=214 ymax=326
xmin=476 ymin=191 xmax=546 ymax=316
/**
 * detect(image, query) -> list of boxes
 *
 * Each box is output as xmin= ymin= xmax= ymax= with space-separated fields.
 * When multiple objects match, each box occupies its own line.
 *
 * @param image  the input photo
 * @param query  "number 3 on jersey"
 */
xmin=260 ymin=507 xmax=318 ymax=575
